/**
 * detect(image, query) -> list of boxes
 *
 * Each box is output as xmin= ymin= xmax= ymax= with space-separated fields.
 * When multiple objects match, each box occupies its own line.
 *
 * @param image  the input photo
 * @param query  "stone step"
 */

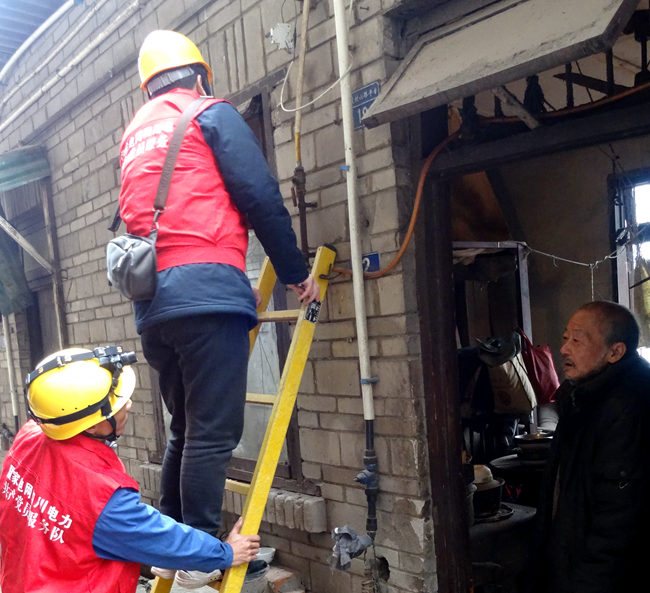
xmin=265 ymin=565 xmax=306 ymax=593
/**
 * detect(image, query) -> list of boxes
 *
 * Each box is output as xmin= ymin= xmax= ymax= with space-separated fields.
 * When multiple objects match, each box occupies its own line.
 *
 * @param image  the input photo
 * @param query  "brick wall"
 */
xmin=0 ymin=1 xmax=436 ymax=591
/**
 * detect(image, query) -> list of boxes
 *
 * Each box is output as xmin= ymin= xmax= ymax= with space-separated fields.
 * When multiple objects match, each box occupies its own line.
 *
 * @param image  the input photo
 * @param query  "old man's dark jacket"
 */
xmin=529 ymin=353 xmax=650 ymax=593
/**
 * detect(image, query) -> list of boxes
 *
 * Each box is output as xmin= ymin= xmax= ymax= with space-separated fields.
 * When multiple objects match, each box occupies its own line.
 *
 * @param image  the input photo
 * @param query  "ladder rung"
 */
xmin=245 ymin=393 xmax=275 ymax=405
xmin=225 ymin=479 xmax=251 ymax=496
xmin=257 ymin=310 xmax=300 ymax=323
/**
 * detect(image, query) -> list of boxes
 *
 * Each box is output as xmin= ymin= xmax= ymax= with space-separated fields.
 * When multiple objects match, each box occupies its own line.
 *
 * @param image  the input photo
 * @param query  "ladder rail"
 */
xmin=220 ymin=245 xmax=335 ymax=593
xmin=249 ymin=257 xmax=277 ymax=357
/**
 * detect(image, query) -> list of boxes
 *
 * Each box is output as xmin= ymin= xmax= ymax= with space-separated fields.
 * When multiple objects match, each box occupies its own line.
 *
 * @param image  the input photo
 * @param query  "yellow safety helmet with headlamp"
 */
xmin=26 ymin=346 xmax=137 ymax=441
xmin=138 ymin=29 xmax=213 ymax=92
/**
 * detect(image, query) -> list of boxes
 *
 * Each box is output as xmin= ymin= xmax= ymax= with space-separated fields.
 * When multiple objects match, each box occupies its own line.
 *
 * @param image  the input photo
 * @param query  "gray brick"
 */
xmin=274 ymin=490 xmax=287 ymax=526
xmin=314 ymin=123 xmax=344 ymax=168
xmin=302 ymin=497 xmax=327 ymax=533
xmin=309 ymin=16 xmax=336 ymax=49
xmin=243 ymin=7 xmax=266 ymax=84
xmin=303 ymin=43 xmax=335 ymax=93
xmin=349 ymin=18 xmax=384 ymax=67
xmin=225 ymin=25 xmax=240 ymax=91
xmin=332 ymin=338 xmax=379 ymax=359
xmin=264 ymin=489 xmax=277 ymax=524
xmin=337 ymin=396 xmax=364 ymax=415
xmin=301 ymin=462 xmax=321 ymax=481
xmin=314 ymin=359 xmax=359 ymax=396
xmin=299 ymin=428 xmax=341 ymax=465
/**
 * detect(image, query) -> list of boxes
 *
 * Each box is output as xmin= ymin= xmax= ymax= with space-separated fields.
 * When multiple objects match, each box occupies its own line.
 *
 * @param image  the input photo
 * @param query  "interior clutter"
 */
xmin=431 ymin=12 xmax=650 ymax=589
xmin=453 ymin=246 xmax=560 ymax=592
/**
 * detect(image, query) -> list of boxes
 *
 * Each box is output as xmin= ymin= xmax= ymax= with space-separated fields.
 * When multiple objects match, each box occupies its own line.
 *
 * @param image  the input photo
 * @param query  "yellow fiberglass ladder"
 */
xmin=151 ymin=245 xmax=337 ymax=593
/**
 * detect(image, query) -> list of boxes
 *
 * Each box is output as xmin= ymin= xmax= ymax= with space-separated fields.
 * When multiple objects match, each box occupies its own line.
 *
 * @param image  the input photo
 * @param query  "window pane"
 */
xmin=235 ymin=233 xmax=288 ymax=463
xmin=634 ymin=183 xmax=650 ymax=223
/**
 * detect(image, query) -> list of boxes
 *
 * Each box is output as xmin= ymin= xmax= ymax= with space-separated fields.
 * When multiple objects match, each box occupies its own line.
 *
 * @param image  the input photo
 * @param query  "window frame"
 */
xmin=610 ymin=168 xmax=650 ymax=309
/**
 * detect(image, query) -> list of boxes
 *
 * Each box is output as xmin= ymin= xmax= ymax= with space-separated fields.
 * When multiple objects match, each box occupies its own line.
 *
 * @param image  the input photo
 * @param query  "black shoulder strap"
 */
xmin=108 ymin=97 xmax=206 ymax=233
xmin=153 ymin=97 xmax=205 ymax=212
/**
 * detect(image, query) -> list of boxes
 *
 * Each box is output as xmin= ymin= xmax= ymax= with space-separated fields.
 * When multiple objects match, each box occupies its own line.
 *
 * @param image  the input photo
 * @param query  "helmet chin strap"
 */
xmin=83 ymin=416 xmax=118 ymax=443
xmin=100 ymin=368 xmax=123 ymax=442
xmin=83 ymin=395 xmax=119 ymax=443
xmin=105 ymin=416 xmax=118 ymax=443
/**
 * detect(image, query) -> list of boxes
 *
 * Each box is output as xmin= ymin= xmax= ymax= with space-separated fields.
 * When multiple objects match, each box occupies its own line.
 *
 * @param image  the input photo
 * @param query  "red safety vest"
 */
xmin=119 ymin=88 xmax=249 ymax=272
xmin=0 ymin=421 xmax=140 ymax=593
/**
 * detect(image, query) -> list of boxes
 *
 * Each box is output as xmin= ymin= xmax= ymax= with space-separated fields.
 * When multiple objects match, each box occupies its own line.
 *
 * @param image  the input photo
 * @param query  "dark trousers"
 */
xmin=141 ymin=314 xmax=250 ymax=536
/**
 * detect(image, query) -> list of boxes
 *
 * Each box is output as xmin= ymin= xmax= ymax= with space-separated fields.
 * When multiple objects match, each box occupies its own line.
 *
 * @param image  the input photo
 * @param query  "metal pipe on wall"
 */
xmin=2 ymin=315 xmax=20 ymax=433
xmin=292 ymin=0 xmax=315 ymax=261
xmin=40 ymin=180 xmax=67 ymax=349
xmin=293 ymin=0 xmax=311 ymax=167
xmin=332 ymin=0 xmax=378 ymax=540
xmin=332 ymin=0 xmax=374 ymax=424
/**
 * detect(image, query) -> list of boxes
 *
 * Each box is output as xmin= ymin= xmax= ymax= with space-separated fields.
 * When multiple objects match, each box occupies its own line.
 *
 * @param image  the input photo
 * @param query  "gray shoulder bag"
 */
xmin=106 ymin=97 xmax=205 ymax=301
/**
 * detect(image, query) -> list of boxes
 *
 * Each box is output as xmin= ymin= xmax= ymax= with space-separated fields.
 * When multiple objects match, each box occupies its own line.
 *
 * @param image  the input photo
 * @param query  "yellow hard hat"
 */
xmin=138 ymin=30 xmax=213 ymax=91
xmin=26 ymin=346 xmax=137 ymax=440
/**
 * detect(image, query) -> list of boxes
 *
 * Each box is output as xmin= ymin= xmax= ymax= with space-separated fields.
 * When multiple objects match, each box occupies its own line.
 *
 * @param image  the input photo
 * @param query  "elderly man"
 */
xmin=528 ymin=301 xmax=650 ymax=593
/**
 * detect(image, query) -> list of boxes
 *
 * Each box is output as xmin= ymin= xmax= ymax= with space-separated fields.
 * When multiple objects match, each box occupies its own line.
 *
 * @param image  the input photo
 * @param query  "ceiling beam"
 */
xmin=491 ymin=86 xmax=541 ymax=129
xmin=554 ymin=72 xmax=629 ymax=95
xmin=431 ymin=100 xmax=650 ymax=176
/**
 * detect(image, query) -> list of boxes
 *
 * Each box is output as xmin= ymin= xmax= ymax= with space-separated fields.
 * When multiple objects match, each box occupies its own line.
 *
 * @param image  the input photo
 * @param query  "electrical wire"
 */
xmin=280 ymin=0 xmax=355 ymax=114
xmin=523 ymin=243 xmax=621 ymax=269
xmin=279 ymin=57 xmax=353 ymax=113
xmin=330 ymin=132 xmax=460 ymax=279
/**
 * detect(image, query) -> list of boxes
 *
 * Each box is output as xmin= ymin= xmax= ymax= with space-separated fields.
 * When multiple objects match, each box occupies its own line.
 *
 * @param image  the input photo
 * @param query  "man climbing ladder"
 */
xmin=151 ymin=245 xmax=337 ymax=593
xmin=118 ymin=29 xmax=321 ymax=590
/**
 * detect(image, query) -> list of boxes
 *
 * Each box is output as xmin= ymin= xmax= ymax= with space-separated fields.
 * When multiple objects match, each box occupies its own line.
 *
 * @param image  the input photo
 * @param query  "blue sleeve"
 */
xmin=197 ymin=102 xmax=309 ymax=285
xmin=93 ymin=488 xmax=233 ymax=571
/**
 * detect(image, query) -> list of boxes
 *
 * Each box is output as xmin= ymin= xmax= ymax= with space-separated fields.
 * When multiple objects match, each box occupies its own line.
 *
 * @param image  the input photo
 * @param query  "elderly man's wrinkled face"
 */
xmin=560 ymin=309 xmax=615 ymax=381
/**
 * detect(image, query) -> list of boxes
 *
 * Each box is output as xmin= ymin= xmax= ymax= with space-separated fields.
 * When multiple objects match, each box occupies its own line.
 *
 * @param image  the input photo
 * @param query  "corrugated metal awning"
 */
xmin=363 ymin=0 xmax=639 ymax=127
xmin=0 ymin=145 xmax=50 ymax=192
xmin=0 ymin=0 xmax=68 ymax=74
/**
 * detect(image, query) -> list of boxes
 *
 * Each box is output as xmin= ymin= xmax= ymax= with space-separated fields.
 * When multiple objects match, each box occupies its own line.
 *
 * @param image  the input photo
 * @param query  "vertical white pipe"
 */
xmin=332 ymin=0 xmax=375 ymax=421
xmin=2 ymin=315 xmax=20 ymax=431
xmin=294 ymin=0 xmax=311 ymax=165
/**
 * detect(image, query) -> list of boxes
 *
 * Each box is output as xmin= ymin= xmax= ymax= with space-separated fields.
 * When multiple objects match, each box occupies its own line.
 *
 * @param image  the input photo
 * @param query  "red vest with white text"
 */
xmin=0 ymin=420 xmax=140 ymax=593
xmin=119 ymin=88 xmax=249 ymax=272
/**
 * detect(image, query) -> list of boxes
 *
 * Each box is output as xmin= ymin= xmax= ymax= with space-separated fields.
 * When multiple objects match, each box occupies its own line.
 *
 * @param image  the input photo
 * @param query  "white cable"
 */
xmin=279 ymin=0 xmax=355 ymax=114
xmin=524 ymin=242 xmax=624 ymax=269
xmin=279 ymin=58 xmax=353 ymax=113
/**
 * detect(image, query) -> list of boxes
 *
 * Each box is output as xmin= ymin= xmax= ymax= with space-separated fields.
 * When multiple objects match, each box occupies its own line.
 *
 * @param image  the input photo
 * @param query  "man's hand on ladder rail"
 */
xmin=289 ymin=274 xmax=320 ymax=304
xmin=225 ymin=517 xmax=261 ymax=566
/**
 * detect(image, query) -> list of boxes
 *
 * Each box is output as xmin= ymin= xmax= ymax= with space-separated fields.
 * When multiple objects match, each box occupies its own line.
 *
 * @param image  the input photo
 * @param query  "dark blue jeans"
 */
xmin=141 ymin=314 xmax=249 ymax=536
